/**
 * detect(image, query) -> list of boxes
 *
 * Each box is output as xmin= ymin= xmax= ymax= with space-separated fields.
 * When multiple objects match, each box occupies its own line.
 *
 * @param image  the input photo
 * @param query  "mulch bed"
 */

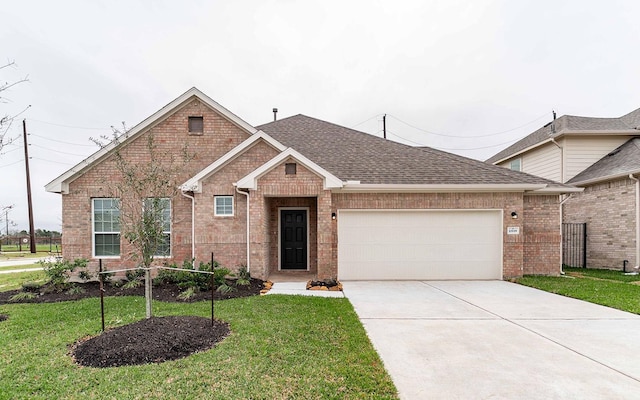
xmin=0 ymin=278 xmax=264 ymax=305
xmin=71 ymin=316 xmax=230 ymax=368
xmin=0 ymin=314 xmax=7 ymax=322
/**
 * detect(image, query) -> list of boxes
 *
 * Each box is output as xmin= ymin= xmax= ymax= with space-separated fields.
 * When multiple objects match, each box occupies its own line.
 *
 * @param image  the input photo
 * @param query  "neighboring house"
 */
xmin=487 ymin=108 xmax=640 ymax=270
xmin=46 ymin=88 xmax=577 ymax=281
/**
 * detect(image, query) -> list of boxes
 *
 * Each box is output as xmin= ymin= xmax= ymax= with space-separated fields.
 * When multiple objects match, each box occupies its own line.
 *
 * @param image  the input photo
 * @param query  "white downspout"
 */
xmin=180 ymin=189 xmax=196 ymax=264
xmin=235 ymin=185 xmax=250 ymax=272
xmin=629 ymin=174 xmax=640 ymax=271
xmin=559 ymin=193 xmax=573 ymax=275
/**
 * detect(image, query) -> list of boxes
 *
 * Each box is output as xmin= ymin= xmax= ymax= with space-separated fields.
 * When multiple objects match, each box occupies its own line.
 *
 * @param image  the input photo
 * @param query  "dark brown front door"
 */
xmin=281 ymin=209 xmax=307 ymax=270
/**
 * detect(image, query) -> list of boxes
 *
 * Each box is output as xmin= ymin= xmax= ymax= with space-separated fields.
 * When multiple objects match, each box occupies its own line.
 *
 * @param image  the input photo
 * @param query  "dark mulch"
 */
xmin=72 ymin=316 xmax=230 ymax=367
xmin=0 ymin=314 xmax=7 ymax=322
xmin=0 ymin=278 xmax=264 ymax=305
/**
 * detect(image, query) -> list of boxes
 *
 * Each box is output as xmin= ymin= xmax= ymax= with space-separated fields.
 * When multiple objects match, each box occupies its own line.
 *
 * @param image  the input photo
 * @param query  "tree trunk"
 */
xmin=145 ymin=268 xmax=152 ymax=318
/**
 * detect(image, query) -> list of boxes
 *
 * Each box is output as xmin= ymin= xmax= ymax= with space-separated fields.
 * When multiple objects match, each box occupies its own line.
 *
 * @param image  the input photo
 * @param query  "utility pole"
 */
xmin=22 ymin=119 xmax=36 ymax=253
xmin=383 ymin=114 xmax=386 ymax=139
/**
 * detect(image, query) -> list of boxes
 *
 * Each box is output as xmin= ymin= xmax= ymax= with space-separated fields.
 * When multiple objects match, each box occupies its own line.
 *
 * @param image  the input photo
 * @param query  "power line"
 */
xmin=30 ymin=157 xmax=75 ymax=166
xmin=386 ymin=129 xmax=519 ymax=151
xmin=386 ymin=111 xmax=550 ymax=138
xmin=28 ymin=118 xmax=112 ymax=131
xmin=0 ymin=159 xmax=23 ymax=169
xmin=350 ymin=114 xmax=383 ymax=129
xmin=29 ymin=133 xmax=96 ymax=147
xmin=30 ymin=143 xmax=92 ymax=157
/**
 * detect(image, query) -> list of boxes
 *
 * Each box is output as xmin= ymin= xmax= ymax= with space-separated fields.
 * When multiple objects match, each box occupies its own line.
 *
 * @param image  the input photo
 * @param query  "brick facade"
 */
xmin=58 ymin=97 xmax=564 ymax=281
xmin=563 ymin=177 xmax=637 ymax=269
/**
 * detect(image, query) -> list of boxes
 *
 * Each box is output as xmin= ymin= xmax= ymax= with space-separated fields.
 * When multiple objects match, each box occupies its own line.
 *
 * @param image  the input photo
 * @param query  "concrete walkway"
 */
xmin=343 ymin=280 xmax=640 ymax=399
xmin=266 ymin=281 xmax=344 ymax=297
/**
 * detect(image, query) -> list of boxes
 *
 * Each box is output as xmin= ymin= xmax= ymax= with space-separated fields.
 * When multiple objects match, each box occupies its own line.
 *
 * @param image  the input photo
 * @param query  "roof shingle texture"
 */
xmin=258 ymin=114 xmax=565 ymax=187
xmin=486 ymin=108 xmax=640 ymax=164
xmin=568 ymin=138 xmax=640 ymax=184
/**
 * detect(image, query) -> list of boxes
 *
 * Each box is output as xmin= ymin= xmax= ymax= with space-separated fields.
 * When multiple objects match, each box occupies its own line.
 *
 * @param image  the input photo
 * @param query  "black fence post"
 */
xmin=99 ymin=259 xmax=105 ymax=332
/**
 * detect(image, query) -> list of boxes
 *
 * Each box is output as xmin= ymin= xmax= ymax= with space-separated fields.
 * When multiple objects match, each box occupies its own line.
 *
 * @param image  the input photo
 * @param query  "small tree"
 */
xmin=94 ymin=125 xmax=194 ymax=318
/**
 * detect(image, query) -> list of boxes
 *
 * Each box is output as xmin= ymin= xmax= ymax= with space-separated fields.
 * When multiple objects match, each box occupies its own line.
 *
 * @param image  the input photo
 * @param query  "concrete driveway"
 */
xmin=343 ymin=281 xmax=640 ymax=399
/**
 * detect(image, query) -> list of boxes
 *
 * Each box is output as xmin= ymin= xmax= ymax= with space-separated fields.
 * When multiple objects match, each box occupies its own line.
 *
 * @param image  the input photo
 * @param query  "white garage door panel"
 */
xmin=338 ymin=210 xmax=502 ymax=280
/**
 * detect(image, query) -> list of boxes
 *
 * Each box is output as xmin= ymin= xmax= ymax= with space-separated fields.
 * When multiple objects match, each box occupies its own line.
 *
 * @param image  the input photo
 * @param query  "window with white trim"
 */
xmin=509 ymin=158 xmax=522 ymax=172
xmin=93 ymin=198 xmax=120 ymax=257
xmin=144 ymin=197 xmax=171 ymax=257
xmin=214 ymin=196 xmax=234 ymax=216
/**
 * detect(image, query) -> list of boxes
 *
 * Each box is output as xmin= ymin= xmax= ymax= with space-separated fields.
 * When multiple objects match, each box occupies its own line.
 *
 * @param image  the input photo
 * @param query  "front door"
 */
xmin=280 ymin=209 xmax=308 ymax=270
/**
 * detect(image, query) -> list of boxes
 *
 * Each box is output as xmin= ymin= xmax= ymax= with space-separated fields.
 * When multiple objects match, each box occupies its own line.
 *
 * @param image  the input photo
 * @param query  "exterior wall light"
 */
xmin=331 ymin=212 xmax=337 ymax=220
xmin=511 ymin=211 xmax=518 ymax=219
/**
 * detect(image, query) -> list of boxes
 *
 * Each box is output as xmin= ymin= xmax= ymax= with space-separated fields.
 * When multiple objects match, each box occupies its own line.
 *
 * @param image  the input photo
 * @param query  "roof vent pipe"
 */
xmin=273 ymin=108 xmax=278 ymax=121
xmin=551 ymin=110 xmax=556 ymax=134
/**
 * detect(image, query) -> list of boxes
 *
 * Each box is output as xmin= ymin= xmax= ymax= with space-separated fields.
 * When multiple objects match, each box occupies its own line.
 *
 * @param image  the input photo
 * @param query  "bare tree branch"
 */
xmin=0 ymin=60 xmax=29 ymax=153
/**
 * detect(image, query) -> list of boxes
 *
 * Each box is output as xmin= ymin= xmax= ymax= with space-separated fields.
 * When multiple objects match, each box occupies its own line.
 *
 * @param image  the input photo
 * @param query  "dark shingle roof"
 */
xmin=258 ymin=114 xmax=568 ymax=188
xmin=486 ymin=108 xmax=640 ymax=164
xmin=568 ymin=138 xmax=640 ymax=184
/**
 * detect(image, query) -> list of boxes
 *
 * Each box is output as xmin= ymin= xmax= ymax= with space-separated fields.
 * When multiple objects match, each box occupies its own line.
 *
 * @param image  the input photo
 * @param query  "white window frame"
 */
xmin=92 ymin=198 xmax=121 ymax=258
xmin=509 ymin=158 xmax=522 ymax=172
xmin=144 ymin=197 xmax=172 ymax=258
xmin=214 ymin=195 xmax=234 ymax=217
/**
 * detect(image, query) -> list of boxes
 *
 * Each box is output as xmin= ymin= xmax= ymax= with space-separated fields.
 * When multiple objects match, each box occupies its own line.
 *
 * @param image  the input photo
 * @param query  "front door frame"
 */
xmin=278 ymin=207 xmax=310 ymax=271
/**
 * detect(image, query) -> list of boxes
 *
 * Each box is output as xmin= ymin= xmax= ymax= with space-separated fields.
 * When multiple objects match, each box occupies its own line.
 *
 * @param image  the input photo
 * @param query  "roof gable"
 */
xmin=486 ymin=108 xmax=640 ymax=164
xmin=181 ymin=131 xmax=286 ymax=192
xmin=236 ymin=148 xmax=343 ymax=190
xmin=45 ymin=87 xmax=258 ymax=194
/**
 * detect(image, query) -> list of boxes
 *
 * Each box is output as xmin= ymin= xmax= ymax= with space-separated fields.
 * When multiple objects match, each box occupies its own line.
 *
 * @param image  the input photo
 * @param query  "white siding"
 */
xmin=522 ymin=142 xmax=562 ymax=182
xmin=564 ymin=136 xmax=631 ymax=181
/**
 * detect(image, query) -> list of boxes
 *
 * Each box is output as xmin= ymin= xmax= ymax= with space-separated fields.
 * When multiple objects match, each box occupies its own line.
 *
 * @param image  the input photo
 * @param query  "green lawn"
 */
xmin=0 ymin=263 xmax=41 ymax=272
xmin=0 ymin=270 xmax=46 ymax=292
xmin=0 ymin=295 xmax=398 ymax=399
xmin=517 ymin=270 xmax=640 ymax=315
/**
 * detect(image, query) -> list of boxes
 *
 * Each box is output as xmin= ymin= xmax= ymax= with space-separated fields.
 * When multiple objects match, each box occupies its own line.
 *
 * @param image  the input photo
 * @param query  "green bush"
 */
xmin=9 ymin=292 xmax=36 ymax=302
xmin=155 ymin=258 xmax=236 ymax=296
xmin=21 ymin=282 xmax=42 ymax=293
xmin=235 ymin=264 xmax=251 ymax=286
xmin=39 ymin=258 xmax=89 ymax=293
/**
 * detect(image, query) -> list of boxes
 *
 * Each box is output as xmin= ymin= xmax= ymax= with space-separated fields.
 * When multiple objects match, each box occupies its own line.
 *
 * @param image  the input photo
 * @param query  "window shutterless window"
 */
xmin=188 ymin=116 xmax=204 ymax=133
xmin=509 ymin=158 xmax=521 ymax=172
xmin=144 ymin=198 xmax=171 ymax=257
xmin=214 ymin=196 xmax=234 ymax=216
xmin=93 ymin=198 xmax=120 ymax=257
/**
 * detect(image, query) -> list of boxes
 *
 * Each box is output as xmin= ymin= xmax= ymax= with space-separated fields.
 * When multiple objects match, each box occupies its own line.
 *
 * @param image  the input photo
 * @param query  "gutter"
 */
xmin=629 ymin=174 xmax=640 ymax=271
xmin=235 ymin=185 xmax=250 ymax=273
xmin=336 ymin=183 xmax=547 ymax=193
xmin=180 ymin=189 xmax=196 ymax=263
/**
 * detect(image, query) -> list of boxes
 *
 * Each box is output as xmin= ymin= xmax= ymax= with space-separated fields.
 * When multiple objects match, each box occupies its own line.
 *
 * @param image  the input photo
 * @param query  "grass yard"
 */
xmin=0 ymin=270 xmax=46 ymax=292
xmin=517 ymin=269 xmax=640 ymax=315
xmin=0 ymin=295 xmax=398 ymax=399
xmin=0 ymin=263 xmax=42 ymax=272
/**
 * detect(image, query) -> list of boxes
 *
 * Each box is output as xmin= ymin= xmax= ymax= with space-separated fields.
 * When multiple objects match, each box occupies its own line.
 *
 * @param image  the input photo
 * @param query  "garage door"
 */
xmin=338 ymin=210 xmax=503 ymax=280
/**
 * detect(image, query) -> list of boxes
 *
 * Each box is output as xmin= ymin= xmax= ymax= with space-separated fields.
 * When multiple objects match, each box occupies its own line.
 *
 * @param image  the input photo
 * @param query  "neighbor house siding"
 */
xmin=563 ymin=136 xmax=631 ymax=182
xmin=497 ymin=142 xmax=562 ymax=183
xmin=563 ymin=177 xmax=636 ymax=269
xmin=521 ymin=142 xmax=563 ymax=182
xmin=62 ymin=99 xmax=251 ymax=275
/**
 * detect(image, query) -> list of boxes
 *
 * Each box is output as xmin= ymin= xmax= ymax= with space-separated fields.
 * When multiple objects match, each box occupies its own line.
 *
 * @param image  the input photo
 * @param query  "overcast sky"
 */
xmin=1 ymin=0 xmax=639 ymax=232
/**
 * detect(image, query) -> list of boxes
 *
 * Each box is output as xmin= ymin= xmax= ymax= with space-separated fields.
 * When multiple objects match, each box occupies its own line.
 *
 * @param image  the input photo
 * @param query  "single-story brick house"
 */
xmin=46 ymin=88 xmax=579 ymax=281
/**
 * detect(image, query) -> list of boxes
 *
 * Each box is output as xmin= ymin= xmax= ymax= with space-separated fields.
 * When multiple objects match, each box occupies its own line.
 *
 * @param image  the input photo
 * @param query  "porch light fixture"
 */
xmin=331 ymin=212 xmax=336 ymax=220
xmin=511 ymin=211 xmax=518 ymax=219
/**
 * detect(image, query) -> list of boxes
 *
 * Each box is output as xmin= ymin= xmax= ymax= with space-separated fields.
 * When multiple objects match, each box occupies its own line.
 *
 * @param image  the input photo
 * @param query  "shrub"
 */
xmin=9 ymin=292 xmax=36 ymax=302
xmin=39 ymin=258 xmax=89 ymax=293
xmin=21 ymin=282 xmax=42 ymax=293
xmin=235 ymin=264 xmax=251 ymax=286
xmin=65 ymin=285 xmax=86 ymax=295
xmin=177 ymin=286 xmax=197 ymax=300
